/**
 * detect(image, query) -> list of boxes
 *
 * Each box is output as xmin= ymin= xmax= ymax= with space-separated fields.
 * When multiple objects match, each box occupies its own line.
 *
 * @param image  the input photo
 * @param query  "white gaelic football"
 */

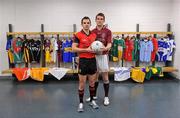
xmin=91 ymin=41 xmax=104 ymax=52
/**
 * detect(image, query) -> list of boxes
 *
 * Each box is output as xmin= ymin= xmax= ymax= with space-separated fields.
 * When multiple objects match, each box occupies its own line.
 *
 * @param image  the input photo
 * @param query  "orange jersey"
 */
xmin=12 ymin=68 xmax=30 ymax=81
xmin=30 ymin=68 xmax=49 ymax=81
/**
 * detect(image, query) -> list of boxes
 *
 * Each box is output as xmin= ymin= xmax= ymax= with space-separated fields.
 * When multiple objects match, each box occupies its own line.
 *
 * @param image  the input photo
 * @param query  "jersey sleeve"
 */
xmin=73 ymin=34 xmax=79 ymax=44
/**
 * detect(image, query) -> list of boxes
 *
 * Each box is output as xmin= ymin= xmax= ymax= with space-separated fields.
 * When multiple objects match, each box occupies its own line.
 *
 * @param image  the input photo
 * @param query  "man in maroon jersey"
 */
xmin=86 ymin=13 xmax=112 ymax=106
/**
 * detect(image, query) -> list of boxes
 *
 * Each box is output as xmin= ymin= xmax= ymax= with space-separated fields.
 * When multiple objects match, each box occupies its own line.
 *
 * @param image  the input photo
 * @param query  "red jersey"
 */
xmin=73 ymin=30 xmax=96 ymax=59
xmin=151 ymin=38 xmax=158 ymax=61
xmin=12 ymin=68 xmax=30 ymax=81
xmin=124 ymin=38 xmax=134 ymax=61
xmin=92 ymin=26 xmax=112 ymax=54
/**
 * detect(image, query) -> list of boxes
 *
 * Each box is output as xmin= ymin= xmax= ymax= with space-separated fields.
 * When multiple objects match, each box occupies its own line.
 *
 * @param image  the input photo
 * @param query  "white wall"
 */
xmin=0 ymin=0 xmax=173 ymax=74
xmin=172 ymin=0 xmax=180 ymax=79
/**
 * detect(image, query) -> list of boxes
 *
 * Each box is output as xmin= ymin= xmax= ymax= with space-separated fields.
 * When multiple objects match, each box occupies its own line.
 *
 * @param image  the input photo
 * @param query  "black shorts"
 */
xmin=79 ymin=58 xmax=97 ymax=75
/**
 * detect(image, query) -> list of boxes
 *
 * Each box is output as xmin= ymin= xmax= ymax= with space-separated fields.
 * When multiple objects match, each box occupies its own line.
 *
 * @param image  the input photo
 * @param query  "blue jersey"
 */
xmin=68 ymin=39 xmax=75 ymax=62
xmin=62 ymin=39 xmax=75 ymax=63
xmin=156 ymin=38 xmax=170 ymax=62
xmin=62 ymin=40 xmax=69 ymax=63
xmin=6 ymin=37 xmax=13 ymax=50
xmin=139 ymin=40 xmax=153 ymax=62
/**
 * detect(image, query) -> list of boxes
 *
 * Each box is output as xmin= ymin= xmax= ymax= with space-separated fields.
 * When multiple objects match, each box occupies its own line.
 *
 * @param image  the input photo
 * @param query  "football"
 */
xmin=91 ymin=41 xmax=104 ymax=52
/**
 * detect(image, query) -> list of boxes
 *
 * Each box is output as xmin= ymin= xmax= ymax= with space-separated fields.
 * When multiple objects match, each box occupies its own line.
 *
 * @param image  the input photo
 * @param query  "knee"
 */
xmin=89 ymin=81 xmax=95 ymax=87
xmin=79 ymin=81 xmax=85 ymax=90
xmin=103 ymin=79 xmax=109 ymax=84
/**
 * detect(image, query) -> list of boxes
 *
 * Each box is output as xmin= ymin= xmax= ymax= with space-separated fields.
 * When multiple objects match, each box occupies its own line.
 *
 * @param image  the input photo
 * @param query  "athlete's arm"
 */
xmin=106 ymin=30 xmax=112 ymax=51
xmin=105 ymin=43 xmax=112 ymax=51
xmin=72 ymin=43 xmax=93 ymax=53
xmin=100 ymin=30 xmax=112 ymax=52
xmin=72 ymin=35 xmax=94 ymax=53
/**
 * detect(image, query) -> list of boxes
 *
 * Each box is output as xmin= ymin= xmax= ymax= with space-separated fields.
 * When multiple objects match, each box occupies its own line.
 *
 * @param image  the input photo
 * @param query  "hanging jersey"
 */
xmin=139 ymin=40 xmax=153 ymax=62
xmin=167 ymin=38 xmax=176 ymax=61
xmin=44 ymin=39 xmax=52 ymax=63
xmin=6 ymin=37 xmax=13 ymax=50
xmin=28 ymin=39 xmax=41 ymax=63
xmin=12 ymin=37 xmax=23 ymax=63
xmin=6 ymin=37 xmax=14 ymax=63
xmin=28 ymin=39 xmax=35 ymax=62
xmin=118 ymin=39 xmax=125 ymax=60
xmin=156 ymin=38 xmax=170 ymax=62
xmin=124 ymin=38 xmax=134 ymax=61
xmin=111 ymin=38 xmax=119 ymax=61
xmin=151 ymin=38 xmax=158 ymax=61
xmin=132 ymin=38 xmax=139 ymax=61
xmin=114 ymin=67 xmax=130 ymax=81
xmin=62 ymin=39 xmax=70 ymax=63
xmin=12 ymin=68 xmax=30 ymax=81
xmin=110 ymin=38 xmax=125 ymax=61
xmin=35 ymin=40 xmax=41 ymax=62
xmin=57 ymin=39 xmax=63 ymax=62
xmin=30 ymin=68 xmax=49 ymax=81
xmin=22 ymin=40 xmax=30 ymax=63
xmin=45 ymin=50 xmax=51 ymax=63
xmin=50 ymin=37 xmax=58 ymax=63
xmin=67 ymin=39 xmax=74 ymax=62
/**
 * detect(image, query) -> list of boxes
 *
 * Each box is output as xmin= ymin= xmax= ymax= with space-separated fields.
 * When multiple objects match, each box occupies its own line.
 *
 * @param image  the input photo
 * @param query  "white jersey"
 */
xmin=114 ymin=67 xmax=130 ymax=82
xmin=49 ymin=67 xmax=70 ymax=80
xmin=51 ymin=37 xmax=58 ymax=63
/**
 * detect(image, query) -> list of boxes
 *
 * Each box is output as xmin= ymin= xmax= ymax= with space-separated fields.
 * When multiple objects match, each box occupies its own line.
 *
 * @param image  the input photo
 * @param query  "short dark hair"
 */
xmin=96 ymin=13 xmax=105 ymax=20
xmin=81 ymin=16 xmax=91 ymax=24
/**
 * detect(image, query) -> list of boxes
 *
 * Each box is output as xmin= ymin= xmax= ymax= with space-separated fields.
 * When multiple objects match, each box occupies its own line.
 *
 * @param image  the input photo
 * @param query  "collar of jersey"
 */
xmin=81 ymin=30 xmax=92 ymax=36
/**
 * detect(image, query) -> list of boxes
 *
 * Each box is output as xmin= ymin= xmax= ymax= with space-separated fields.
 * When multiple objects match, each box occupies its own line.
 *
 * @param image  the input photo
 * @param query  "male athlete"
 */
xmin=72 ymin=16 xmax=99 ymax=112
xmin=86 ymin=13 xmax=112 ymax=106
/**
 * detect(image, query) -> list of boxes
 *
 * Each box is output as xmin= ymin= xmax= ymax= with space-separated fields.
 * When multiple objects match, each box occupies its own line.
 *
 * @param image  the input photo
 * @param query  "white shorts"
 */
xmin=95 ymin=54 xmax=109 ymax=72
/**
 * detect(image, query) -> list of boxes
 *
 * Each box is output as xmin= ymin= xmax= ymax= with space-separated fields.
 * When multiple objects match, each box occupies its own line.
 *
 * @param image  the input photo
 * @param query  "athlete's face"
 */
xmin=96 ymin=16 xmax=105 ymax=27
xmin=82 ymin=19 xmax=91 ymax=30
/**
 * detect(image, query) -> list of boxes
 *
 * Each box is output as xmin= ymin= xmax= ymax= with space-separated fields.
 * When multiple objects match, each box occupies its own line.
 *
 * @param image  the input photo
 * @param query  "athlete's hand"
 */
xmin=86 ymin=46 xmax=95 ymax=53
xmin=96 ymin=51 xmax=103 ymax=55
xmin=100 ymin=44 xmax=108 ymax=52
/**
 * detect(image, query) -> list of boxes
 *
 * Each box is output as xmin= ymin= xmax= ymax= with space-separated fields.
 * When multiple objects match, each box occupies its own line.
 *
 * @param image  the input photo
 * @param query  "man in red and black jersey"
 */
xmin=86 ymin=13 xmax=112 ymax=106
xmin=72 ymin=16 xmax=99 ymax=112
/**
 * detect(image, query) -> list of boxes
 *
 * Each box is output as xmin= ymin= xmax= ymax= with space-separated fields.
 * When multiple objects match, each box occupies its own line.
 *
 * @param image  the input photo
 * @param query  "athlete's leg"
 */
xmin=78 ymin=74 xmax=87 ymax=112
xmin=88 ymin=73 xmax=99 ymax=109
